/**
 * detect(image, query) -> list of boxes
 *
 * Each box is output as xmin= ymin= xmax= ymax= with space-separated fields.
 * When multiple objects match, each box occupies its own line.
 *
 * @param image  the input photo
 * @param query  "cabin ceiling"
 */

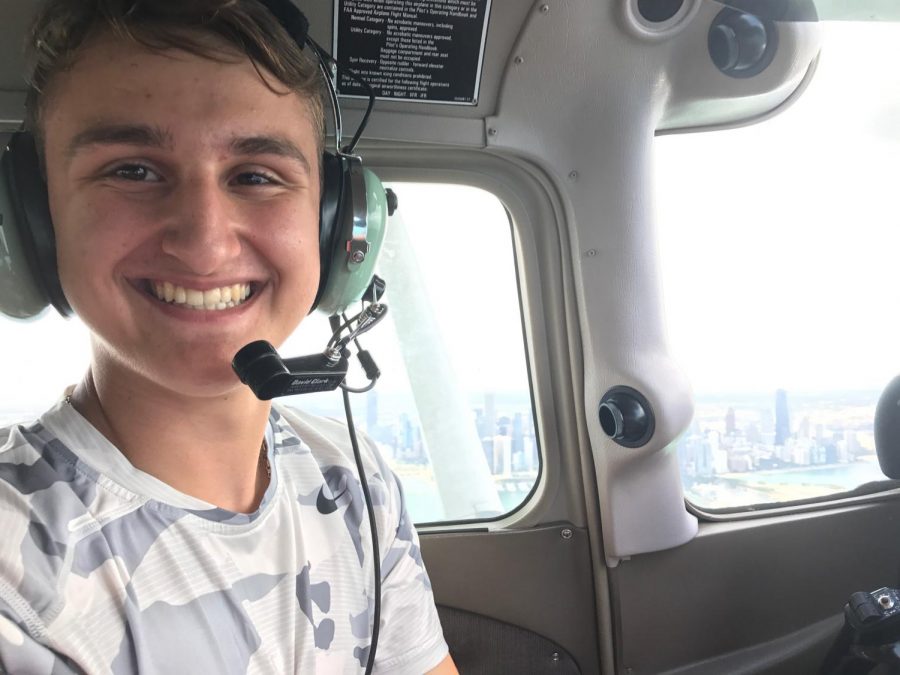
xmin=1 ymin=0 xmax=828 ymax=143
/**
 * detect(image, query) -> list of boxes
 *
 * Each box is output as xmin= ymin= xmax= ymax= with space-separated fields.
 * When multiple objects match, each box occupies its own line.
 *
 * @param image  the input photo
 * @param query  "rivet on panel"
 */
xmin=514 ymin=55 xmax=524 ymax=65
xmin=487 ymin=127 xmax=498 ymax=136
xmin=540 ymin=4 xmax=550 ymax=13
xmin=568 ymin=170 xmax=579 ymax=181
xmin=585 ymin=249 xmax=598 ymax=258
xmin=561 ymin=527 xmax=574 ymax=539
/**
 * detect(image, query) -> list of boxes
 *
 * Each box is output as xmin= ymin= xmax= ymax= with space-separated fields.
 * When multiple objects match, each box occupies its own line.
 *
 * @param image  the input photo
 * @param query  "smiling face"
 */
xmin=41 ymin=33 xmax=321 ymax=398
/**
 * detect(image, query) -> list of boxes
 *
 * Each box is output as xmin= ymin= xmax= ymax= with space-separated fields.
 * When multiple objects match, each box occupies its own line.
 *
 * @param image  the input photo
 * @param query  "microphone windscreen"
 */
xmin=874 ymin=375 xmax=900 ymax=478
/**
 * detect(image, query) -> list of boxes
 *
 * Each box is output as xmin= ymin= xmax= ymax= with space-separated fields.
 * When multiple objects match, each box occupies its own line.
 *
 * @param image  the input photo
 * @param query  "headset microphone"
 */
xmin=232 ymin=342 xmax=349 ymax=399
xmin=232 ymin=285 xmax=388 ymax=400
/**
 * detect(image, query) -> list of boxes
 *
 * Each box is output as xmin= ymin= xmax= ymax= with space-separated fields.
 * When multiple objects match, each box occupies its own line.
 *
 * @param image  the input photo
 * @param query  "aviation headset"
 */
xmin=0 ymin=0 xmax=388 ymax=321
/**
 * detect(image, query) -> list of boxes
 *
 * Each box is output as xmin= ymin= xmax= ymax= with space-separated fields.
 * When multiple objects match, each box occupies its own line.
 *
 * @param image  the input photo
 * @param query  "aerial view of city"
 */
xmin=676 ymin=389 xmax=893 ymax=510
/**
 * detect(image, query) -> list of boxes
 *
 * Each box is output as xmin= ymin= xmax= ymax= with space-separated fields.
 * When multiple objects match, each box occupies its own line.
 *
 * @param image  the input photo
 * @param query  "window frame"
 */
xmin=362 ymin=148 xmax=588 ymax=533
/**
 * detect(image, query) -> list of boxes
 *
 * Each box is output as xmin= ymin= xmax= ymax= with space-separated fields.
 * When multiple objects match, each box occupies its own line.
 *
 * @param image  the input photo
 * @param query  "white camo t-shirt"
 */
xmin=0 ymin=398 xmax=448 ymax=674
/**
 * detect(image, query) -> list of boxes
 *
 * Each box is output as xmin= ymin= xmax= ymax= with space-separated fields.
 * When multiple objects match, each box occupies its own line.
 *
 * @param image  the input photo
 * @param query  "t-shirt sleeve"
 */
xmin=369 ymin=457 xmax=449 ymax=674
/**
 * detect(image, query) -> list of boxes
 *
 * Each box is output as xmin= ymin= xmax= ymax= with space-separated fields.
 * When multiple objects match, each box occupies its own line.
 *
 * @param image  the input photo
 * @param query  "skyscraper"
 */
xmin=775 ymin=389 xmax=791 ymax=446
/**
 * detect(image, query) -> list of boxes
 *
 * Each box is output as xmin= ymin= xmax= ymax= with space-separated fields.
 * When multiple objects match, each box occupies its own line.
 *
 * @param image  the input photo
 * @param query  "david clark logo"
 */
xmin=291 ymin=377 xmax=330 ymax=386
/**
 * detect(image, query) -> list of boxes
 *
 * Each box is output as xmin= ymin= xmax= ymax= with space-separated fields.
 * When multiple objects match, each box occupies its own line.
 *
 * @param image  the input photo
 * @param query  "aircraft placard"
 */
xmin=334 ymin=0 xmax=491 ymax=105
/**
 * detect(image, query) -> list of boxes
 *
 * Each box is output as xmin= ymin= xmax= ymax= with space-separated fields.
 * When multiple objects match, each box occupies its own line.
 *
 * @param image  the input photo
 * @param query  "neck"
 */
xmin=70 ymin=363 xmax=273 ymax=513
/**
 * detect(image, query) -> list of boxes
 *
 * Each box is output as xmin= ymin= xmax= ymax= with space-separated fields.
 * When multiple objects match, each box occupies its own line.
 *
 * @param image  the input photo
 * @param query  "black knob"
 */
xmin=708 ymin=8 xmax=777 ymax=79
xmin=599 ymin=387 xmax=655 ymax=448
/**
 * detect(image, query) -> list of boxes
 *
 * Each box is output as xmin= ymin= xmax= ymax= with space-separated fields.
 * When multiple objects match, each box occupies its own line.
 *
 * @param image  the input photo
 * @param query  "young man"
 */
xmin=0 ymin=1 xmax=457 ymax=672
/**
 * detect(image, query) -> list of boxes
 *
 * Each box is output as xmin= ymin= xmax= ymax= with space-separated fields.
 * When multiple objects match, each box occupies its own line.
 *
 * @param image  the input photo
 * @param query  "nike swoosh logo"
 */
xmin=316 ymin=486 xmax=348 ymax=514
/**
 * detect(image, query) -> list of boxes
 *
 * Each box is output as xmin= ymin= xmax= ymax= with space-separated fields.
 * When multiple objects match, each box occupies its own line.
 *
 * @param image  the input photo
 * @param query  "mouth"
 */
xmin=146 ymin=280 xmax=257 ymax=311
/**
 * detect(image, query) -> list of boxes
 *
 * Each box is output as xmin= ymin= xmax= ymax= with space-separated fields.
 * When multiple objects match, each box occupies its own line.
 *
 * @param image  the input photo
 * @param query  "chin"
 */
xmin=169 ymin=370 xmax=253 ymax=400
xmin=137 ymin=352 xmax=253 ymax=400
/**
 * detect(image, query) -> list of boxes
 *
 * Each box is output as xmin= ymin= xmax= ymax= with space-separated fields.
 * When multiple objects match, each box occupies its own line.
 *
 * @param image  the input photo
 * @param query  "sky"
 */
xmin=2 ymin=21 xmax=900 ymax=416
xmin=655 ymin=21 xmax=900 ymax=395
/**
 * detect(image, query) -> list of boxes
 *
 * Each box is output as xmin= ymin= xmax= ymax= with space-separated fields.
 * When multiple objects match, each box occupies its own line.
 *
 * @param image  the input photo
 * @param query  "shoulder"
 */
xmin=272 ymin=403 xmax=405 ymax=543
xmin=0 ymin=418 xmax=102 ymax=628
xmin=0 ymin=415 xmax=102 ymax=516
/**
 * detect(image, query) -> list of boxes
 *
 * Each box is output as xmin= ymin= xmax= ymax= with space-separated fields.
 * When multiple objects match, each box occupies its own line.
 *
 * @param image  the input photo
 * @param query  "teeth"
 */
xmin=203 ymin=288 xmax=221 ymax=309
xmin=185 ymin=289 xmax=203 ymax=307
xmin=152 ymin=282 xmax=253 ymax=311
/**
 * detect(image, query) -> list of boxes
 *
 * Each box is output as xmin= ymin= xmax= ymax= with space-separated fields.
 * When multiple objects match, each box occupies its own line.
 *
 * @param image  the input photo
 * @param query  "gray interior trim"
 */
xmin=422 ymin=524 xmax=600 ymax=674
xmin=659 ymin=615 xmax=842 ymax=675
xmin=611 ymin=499 xmax=900 ymax=674
xmin=367 ymin=145 xmax=615 ymax=673
xmin=657 ymin=53 xmax=820 ymax=137
xmin=342 ymin=110 xmax=487 ymax=147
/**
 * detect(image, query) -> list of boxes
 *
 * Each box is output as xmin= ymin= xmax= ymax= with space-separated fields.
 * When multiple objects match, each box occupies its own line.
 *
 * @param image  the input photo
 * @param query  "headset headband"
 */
xmin=256 ymin=0 xmax=310 ymax=45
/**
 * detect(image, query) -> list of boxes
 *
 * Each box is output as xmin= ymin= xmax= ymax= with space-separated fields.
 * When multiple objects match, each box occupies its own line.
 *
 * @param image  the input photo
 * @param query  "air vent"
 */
xmin=637 ymin=0 xmax=684 ymax=23
xmin=624 ymin=0 xmax=700 ymax=40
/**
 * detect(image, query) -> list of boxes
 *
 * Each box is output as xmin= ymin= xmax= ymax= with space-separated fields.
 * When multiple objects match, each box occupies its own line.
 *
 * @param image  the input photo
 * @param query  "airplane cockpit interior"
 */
xmin=4 ymin=0 xmax=900 ymax=673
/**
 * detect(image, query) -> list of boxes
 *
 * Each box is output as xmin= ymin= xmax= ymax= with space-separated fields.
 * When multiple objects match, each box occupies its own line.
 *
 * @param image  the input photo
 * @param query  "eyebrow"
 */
xmin=230 ymin=135 xmax=312 ymax=175
xmin=66 ymin=123 xmax=173 ymax=161
xmin=64 ymin=125 xmax=312 ymax=175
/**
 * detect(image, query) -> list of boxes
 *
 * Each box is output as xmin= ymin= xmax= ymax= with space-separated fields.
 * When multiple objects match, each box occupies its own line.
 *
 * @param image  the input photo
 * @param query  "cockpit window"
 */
xmin=656 ymin=21 xmax=900 ymax=510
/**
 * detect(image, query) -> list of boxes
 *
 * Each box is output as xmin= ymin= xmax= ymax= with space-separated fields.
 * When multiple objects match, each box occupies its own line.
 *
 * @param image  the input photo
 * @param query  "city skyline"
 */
xmin=678 ymin=387 xmax=887 ymax=509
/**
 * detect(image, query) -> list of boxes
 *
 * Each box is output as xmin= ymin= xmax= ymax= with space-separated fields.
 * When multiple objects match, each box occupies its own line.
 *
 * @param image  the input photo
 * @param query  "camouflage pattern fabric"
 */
xmin=0 ymin=399 xmax=448 ymax=674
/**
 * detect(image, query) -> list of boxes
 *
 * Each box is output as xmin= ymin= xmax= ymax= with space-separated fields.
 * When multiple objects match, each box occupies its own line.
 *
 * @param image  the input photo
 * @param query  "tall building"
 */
xmin=484 ymin=393 xmax=497 ymax=441
xmin=492 ymin=433 xmax=512 ymax=476
xmin=512 ymin=413 xmax=525 ymax=470
xmin=400 ymin=413 xmax=414 ymax=458
xmin=725 ymin=407 xmax=736 ymax=436
xmin=775 ymin=389 xmax=791 ymax=446
xmin=798 ymin=416 xmax=810 ymax=439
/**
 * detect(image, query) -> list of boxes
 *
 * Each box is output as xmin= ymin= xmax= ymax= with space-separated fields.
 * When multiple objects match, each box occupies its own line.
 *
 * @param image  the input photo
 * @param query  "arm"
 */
xmin=426 ymin=654 xmax=459 ymax=674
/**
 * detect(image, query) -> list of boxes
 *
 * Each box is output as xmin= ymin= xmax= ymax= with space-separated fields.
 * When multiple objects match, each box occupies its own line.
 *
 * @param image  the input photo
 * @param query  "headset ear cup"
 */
xmin=315 ymin=155 xmax=389 ymax=317
xmin=314 ymin=151 xmax=344 ymax=311
xmin=0 ymin=133 xmax=71 ymax=318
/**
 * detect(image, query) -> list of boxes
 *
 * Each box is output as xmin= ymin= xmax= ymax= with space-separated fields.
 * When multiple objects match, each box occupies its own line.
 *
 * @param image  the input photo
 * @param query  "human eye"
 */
xmin=110 ymin=164 xmax=162 ymax=182
xmin=233 ymin=170 xmax=281 ymax=187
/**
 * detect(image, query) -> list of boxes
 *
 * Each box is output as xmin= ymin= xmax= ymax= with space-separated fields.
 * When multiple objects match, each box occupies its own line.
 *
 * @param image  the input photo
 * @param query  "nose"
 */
xmin=160 ymin=176 xmax=242 ymax=275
